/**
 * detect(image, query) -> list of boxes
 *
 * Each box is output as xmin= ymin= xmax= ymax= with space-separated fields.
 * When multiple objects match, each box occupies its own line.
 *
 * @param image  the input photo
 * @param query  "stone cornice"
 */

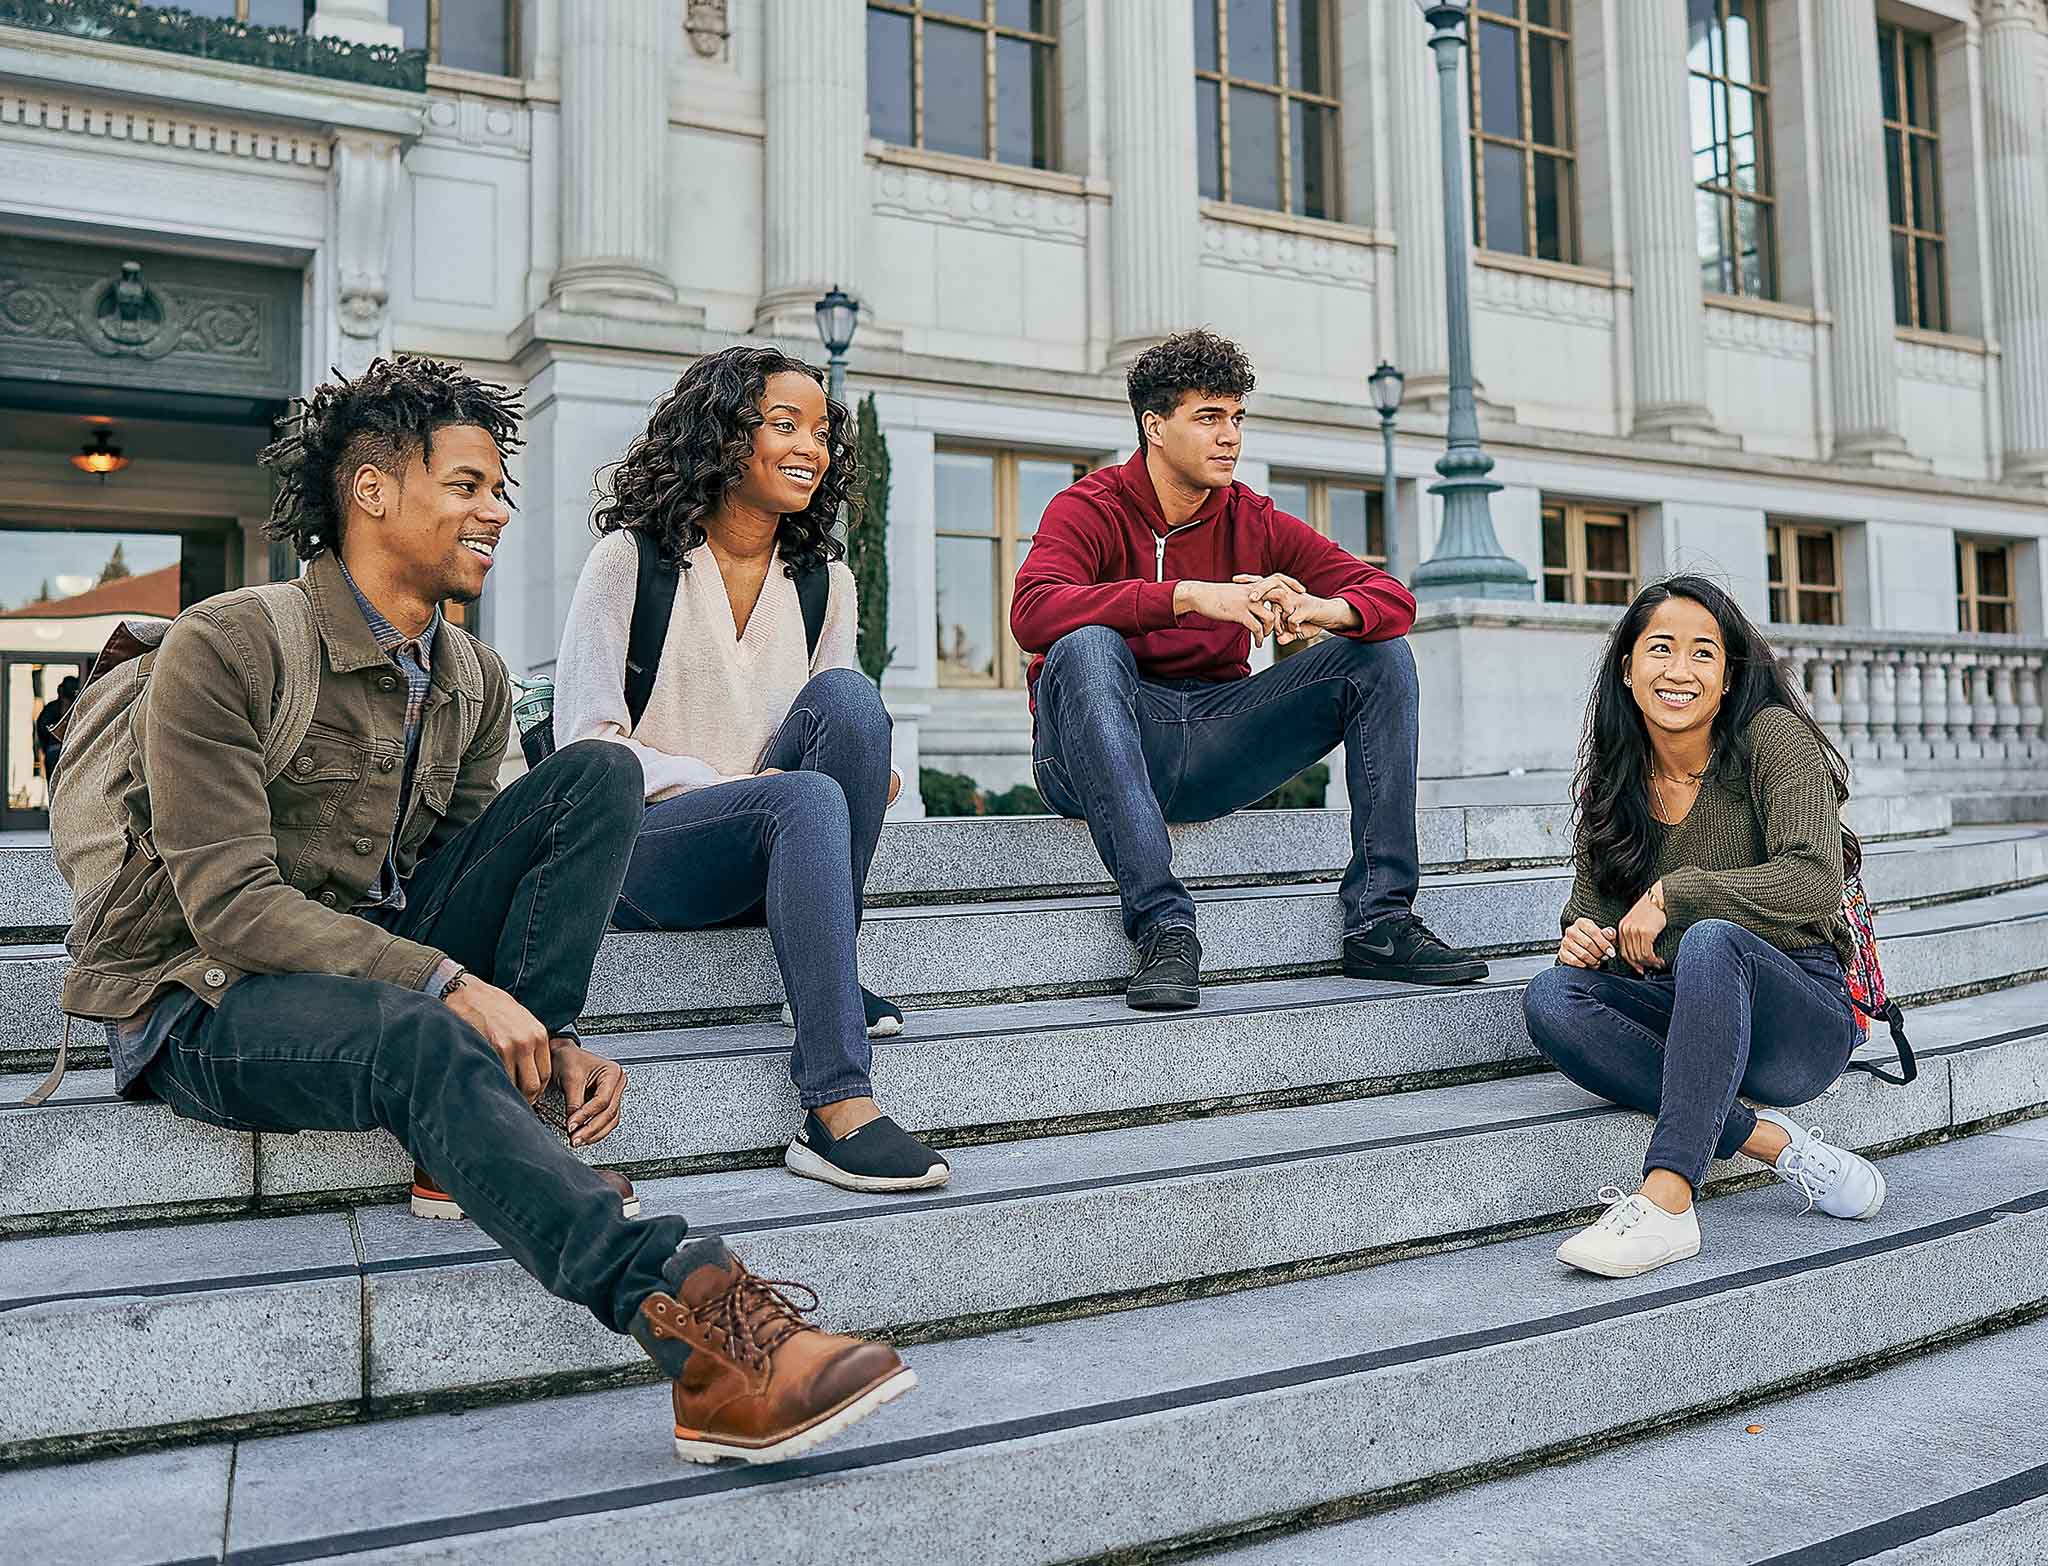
xmin=1 ymin=82 xmax=334 ymax=168
xmin=1199 ymin=211 xmax=1374 ymax=284
xmin=873 ymin=159 xmax=1088 ymax=246
xmin=1472 ymin=260 xmax=1618 ymax=327
xmin=1705 ymin=300 xmax=1819 ymax=361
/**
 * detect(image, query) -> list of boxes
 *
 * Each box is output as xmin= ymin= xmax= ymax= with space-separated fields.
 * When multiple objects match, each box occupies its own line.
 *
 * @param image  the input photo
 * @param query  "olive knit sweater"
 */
xmin=1560 ymin=705 xmax=1855 ymax=971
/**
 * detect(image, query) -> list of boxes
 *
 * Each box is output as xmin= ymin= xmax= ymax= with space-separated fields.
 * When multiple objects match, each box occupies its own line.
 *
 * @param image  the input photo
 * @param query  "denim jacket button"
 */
xmin=294 ymin=754 xmax=314 ymax=775
xmin=203 ymin=967 xmax=226 ymax=988
xmin=319 ymin=890 xmax=339 ymax=908
xmin=379 ymin=675 xmax=399 ymax=692
xmin=379 ymin=755 xmax=397 ymax=773
xmin=354 ymin=837 xmax=374 ymax=855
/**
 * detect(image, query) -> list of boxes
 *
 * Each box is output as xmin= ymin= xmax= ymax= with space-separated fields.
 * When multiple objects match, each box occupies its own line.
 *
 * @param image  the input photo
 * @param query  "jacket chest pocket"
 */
xmin=398 ymin=763 xmax=457 ymax=861
xmin=269 ymin=730 xmax=366 ymax=832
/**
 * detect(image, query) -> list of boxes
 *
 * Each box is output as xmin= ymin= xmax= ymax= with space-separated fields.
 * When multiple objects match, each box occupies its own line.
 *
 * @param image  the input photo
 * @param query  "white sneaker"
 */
xmin=1756 ymin=1110 xmax=1886 ymax=1220
xmin=1556 ymin=1185 xmax=1703 ymax=1278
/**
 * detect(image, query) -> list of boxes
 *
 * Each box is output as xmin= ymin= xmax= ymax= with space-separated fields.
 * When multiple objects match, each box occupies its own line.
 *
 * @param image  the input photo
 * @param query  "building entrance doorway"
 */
xmin=1 ymin=655 xmax=93 ymax=832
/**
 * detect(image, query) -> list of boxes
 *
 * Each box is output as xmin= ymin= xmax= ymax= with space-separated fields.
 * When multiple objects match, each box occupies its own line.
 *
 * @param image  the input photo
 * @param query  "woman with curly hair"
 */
xmin=553 ymin=345 xmax=949 ymax=1194
xmin=1525 ymin=575 xmax=1886 ymax=1281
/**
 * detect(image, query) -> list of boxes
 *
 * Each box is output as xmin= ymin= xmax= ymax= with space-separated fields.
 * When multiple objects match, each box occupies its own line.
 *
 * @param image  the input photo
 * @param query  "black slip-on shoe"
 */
xmin=1342 ymin=914 xmax=1489 ymax=986
xmin=785 ymin=1112 xmax=951 ymax=1193
xmin=780 ymin=988 xmax=907 ymax=1039
xmin=1127 ymin=925 xmax=1202 ymax=1011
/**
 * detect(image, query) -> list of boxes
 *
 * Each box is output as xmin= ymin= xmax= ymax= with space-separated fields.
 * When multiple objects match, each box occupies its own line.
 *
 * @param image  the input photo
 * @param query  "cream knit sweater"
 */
xmin=553 ymin=530 xmax=860 ymax=802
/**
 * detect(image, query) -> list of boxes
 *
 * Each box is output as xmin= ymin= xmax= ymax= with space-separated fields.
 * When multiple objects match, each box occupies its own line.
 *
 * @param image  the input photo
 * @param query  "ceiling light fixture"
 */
xmin=71 ymin=429 xmax=129 ymax=479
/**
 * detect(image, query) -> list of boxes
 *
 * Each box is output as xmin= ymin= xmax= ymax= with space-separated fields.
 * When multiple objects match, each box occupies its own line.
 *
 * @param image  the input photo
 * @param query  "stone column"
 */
xmin=1104 ymin=0 xmax=1200 ymax=360
xmin=1385 ymin=0 xmax=1449 ymax=401
xmin=1616 ymin=0 xmax=1725 ymax=444
xmin=756 ymin=0 xmax=869 ymax=338
xmin=1812 ymin=0 xmax=1912 ymax=464
xmin=551 ymin=0 xmax=679 ymax=314
xmin=1981 ymin=0 xmax=2048 ymax=484
xmin=332 ymin=131 xmax=402 ymax=378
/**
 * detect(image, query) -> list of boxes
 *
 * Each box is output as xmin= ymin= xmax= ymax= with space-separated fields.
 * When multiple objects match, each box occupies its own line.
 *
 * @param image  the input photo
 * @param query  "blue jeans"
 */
xmin=1031 ymin=625 xmax=1422 ymax=943
xmin=1523 ymin=919 xmax=1862 ymax=1188
xmin=613 ymin=668 xmax=890 ymax=1109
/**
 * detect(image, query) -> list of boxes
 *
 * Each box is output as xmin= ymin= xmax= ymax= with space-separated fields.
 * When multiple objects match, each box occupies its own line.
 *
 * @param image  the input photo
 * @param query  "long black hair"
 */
xmin=1573 ymin=574 xmax=1858 ymax=903
xmin=260 ymin=355 xmax=524 ymax=561
xmin=591 ymin=345 xmax=852 ymax=577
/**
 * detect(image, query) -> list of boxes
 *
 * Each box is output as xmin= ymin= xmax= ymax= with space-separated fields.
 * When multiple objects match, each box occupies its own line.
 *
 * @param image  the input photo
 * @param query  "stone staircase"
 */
xmin=3 ymin=795 xmax=2047 ymax=1564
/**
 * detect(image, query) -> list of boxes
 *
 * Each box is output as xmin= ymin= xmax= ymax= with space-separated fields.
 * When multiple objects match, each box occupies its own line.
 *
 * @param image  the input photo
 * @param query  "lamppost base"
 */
xmin=1412 ymin=476 xmax=1534 ymax=602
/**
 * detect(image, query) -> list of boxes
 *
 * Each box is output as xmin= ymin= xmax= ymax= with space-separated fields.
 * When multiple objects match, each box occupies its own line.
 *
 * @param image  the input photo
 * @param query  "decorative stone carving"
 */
xmin=1897 ymin=339 xmax=1990 ymax=390
xmin=1470 ymin=264 xmax=1617 ymax=328
xmin=1198 ymin=216 xmax=1374 ymax=285
xmin=686 ymin=0 xmax=730 ymax=59
xmin=1704 ymin=305 xmax=1819 ymax=361
xmin=421 ymin=93 xmax=529 ymax=153
xmin=874 ymin=164 xmax=1087 ymax=246
xmin=332 ymin=131 xmax=401 ymax=377
xmin=0 ymin=260 xmax=259 ymax=362
xmin=1 ymin=90 xmax=333 ymax=166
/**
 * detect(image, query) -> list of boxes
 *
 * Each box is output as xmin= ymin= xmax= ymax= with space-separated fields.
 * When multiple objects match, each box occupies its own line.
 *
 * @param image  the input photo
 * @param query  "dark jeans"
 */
xmin=144 ymin=741 xmax=688 ymax=1335
xmin=612 ymin=667 xmax=890 ymax=1110
xmin=1522 ymin=919 xmax=1862 ymax=1189
xmin=1031 ymin=624 xmax=1421 ymax=943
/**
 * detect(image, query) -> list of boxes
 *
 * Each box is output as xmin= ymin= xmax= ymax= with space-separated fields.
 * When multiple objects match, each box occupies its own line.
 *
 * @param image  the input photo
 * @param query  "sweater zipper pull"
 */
xmin=1156 ymin=533 xmax=1167 ymax=583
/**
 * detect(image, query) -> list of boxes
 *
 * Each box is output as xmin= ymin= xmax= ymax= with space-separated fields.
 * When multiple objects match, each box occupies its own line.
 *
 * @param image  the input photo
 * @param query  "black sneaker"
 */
xmin=1127 ymin=925 xmax=1202 ymax=1011
xmin=780 ymin=988 xmax=906 ymax=1039
xmin=785 ymin=1111 xmax=951 ymax=1193
xmin=1343 ymin=914 xmax=1489 ymax=985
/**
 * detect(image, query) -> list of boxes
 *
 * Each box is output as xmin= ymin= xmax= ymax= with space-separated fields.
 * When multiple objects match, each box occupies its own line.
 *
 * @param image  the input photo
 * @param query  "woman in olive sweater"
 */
xmin=1525 ymin=575 xmax=1885 ymax=1280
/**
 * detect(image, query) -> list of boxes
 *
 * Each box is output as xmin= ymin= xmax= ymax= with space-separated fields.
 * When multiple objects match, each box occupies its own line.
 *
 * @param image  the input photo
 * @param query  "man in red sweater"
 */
xmin=1011 ymin=329 xmax=1486 ymax=1009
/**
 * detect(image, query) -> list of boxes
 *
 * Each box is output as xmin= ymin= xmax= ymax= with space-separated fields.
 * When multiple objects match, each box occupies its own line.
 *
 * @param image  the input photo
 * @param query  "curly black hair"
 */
xmin=591 ymin=345 xmax=852 ymax=577
xmin=259 ymin=356 xmax=524 ymax=562
xmin=1126 ymin=329 xmax=1257 ymax=449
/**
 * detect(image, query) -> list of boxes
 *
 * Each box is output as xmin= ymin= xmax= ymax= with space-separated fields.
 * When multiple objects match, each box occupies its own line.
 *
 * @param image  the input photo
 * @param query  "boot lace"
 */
xmin=689 ymin=1266 xmax=821 ymax=1372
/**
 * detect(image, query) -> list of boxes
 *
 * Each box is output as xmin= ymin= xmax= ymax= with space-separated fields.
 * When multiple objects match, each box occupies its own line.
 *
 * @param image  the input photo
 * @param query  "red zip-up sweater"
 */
xmin=1010 ymin=449 xmax=1417 ymax=707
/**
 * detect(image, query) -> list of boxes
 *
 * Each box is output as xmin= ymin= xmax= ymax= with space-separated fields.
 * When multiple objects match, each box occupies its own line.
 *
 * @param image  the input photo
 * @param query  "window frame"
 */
xmin=1267 ymin=473 xmax=1387 ymax=568
xmin=1878 ymin=23 xmax=1947 ymax=333
xmin=1956 ymin=536 xmax=2017 ymax=636
xmin=867 ymin=0 xmax=1061 ymax=170
xmin=1689 ymin=0 xmax=1776 ymax=301
xmin=1193 ymin=0 xmax=1345 ymax=220
xmin=1540 ymin=501 xmax=1636 ymax=606
xmin=395 ymin=0 xmax=520 ymax=76
xmin=1765 ymin=520 xmax=1843 ymax=626
xmin=934 ymin=446 xmax=1092 ymax=690
xmin=1467 ymin=0 xmax=1578 ymax=264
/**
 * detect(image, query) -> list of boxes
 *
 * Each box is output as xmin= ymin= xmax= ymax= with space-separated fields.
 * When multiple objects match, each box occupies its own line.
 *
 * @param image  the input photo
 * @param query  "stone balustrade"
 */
xmin=1772 ymin=625 xmax=2047 ymax=778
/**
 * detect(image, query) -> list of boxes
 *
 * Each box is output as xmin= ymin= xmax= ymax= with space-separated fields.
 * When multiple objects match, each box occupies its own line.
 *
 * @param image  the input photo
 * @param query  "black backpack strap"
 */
xmin=796 ymin=562 xmax=829 ymax=664
xmin=1846 ymin=1002 xmax=1917 ymax=1086
xmin=625 ymin=529 xmax=681 ymax=730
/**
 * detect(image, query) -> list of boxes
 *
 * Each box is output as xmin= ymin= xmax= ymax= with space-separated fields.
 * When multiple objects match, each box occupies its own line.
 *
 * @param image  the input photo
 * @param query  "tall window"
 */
xmin=1268 ymin=476 xmax=1386 ymax=565
xmin=867 ymin=2 xmax=1058 ymax=170
xmin=936 ymin=449 xmax=1091 ymax=687
xmin=1766 ymin=521 xmax=1842 ymax=626
xmin=1541 ymin=502 xmax=1634 ymax=605
xmin=1469 ymin=0 xmax=1576 ymax=262
xmin=175 ymin=1 xmax=309 ymax=24
xmin=1194 ymin=0 xmax=1342 ymax=220
xmin=389 ymin=0 xmax=517 ymax=75
xmin=1688 ymin=0 xmax=1774 ymax=299
xmin=1956 ymin=538 xmax=2015 ymax=635
xmin=1879 ymin=24 xmax=1947 ymax=332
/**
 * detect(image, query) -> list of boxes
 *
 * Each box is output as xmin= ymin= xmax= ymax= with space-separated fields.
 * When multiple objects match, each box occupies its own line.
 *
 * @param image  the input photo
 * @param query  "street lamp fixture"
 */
xmin=1368 ymin=362 xmax=1406 ymax=582
xmin=1407 ymin=0 xmax=1533 ymax=601
xmin=813 ymin=285 xmax=860 ymax=407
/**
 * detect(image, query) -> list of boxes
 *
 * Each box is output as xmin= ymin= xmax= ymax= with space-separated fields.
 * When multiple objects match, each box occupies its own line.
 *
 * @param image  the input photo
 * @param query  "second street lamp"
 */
xmin=1368 ymin=361 xmax=1406 ymax=583
xmin=1408 ymin=1 xmax=1533 ymax=601
xmin=814 ymin=285 xmax=860 ymax=407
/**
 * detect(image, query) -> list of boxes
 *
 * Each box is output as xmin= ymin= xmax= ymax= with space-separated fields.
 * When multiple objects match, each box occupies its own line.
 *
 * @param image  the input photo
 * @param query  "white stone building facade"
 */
xmin=2 ymin=0 xmax=2045 ymax=826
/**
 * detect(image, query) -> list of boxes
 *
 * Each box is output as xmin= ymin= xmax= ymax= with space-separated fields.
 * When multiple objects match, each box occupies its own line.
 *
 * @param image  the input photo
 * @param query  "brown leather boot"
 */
xmin=633 ymin=1242 xmax=915 ymax=1464
xmin=410 ymin=1164 xmax=639 ymax=1220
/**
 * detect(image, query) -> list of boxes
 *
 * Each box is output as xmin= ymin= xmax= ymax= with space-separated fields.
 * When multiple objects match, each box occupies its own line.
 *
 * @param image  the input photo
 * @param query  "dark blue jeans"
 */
xmin=1031 ymin=624 xmax=1422 ymax=943
xmin=613 ymin=667 xmax=890 ymax=1110
xmin=144 ymin=741 xmax=690 ymax=1335
xmin=1523 ymin=919 xmax=1862 ymax=1189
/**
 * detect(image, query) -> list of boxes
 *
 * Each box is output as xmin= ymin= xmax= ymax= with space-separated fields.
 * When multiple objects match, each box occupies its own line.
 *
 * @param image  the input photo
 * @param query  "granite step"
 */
xmin=5 ymin=986 xmax=2041 ymax=1458
xmin=0 ymin=792 xmax=1954 ymax=937
xmin=11 ymin=1128 xmax=2048 ymax=1565
xmin=2 ymin=828 xmax=2042 ymax=1057
xmin=1204 ymin=1308 xmax=2048 ymax=1565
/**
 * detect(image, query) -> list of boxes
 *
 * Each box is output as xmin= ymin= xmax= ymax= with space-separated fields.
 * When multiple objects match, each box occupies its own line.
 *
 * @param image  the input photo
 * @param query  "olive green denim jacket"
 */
xmin=61 ymin=551 xmax=512 ymax=1023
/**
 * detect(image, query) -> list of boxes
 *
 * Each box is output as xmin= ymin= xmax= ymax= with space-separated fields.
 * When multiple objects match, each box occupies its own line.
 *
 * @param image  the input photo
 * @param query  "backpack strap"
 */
xmin=796 ymin=562 xmax=829 ymax=664
xmin=249 ymin=583 xmax=322 ymax=784
xmin=625 ymin=529 xmax=680 ymax=731
xmin=1846 ymin=1001 xmax=1918 ymax=1086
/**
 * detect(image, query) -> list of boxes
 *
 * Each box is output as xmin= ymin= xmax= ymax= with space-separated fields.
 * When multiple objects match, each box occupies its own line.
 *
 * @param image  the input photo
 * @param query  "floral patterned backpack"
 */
xmin=1841 ymin=866 xmax=1917 ymax=1085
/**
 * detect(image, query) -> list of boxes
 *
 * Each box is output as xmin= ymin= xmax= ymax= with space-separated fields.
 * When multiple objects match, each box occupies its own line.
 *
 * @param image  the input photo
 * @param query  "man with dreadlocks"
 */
xmin=60 ymin=355 xmax=916 ymax=1463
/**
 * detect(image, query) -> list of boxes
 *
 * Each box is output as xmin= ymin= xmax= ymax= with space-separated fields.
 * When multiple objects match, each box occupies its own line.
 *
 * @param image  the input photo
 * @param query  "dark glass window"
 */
xmin=1879 ymin=25 xmax=1946 ymax=332
xmin=393 ymin=1 xmax=517 ymax=76
xmin=1469 ymin=0 xmax=1577 ymax=262
xmin=1193 ymin=0 xmax=1343 ymax=220
xmin=866 ymin=2 xmax=1058 ymax=170
xmin=1690 ymin=0 xmax=1776 ymax=299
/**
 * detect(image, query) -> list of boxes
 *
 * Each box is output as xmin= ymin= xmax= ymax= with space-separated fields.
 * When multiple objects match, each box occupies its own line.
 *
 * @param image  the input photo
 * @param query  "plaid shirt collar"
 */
xmin=335 ymin=559 xmax=440 ymax=670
